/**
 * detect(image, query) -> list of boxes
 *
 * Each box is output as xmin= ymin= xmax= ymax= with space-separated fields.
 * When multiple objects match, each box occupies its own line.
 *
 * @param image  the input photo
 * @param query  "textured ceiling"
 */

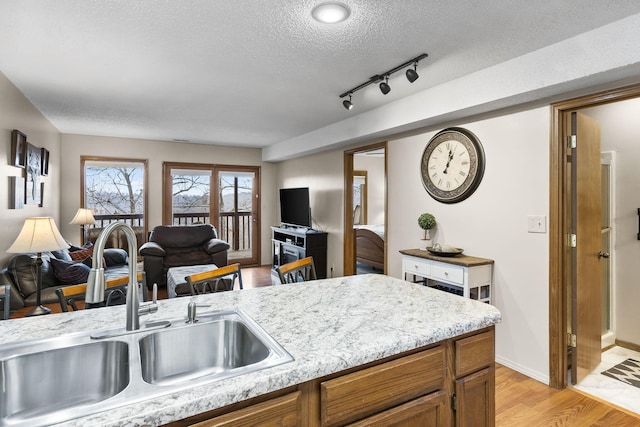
xmin=1 ymin=1 xmax=639 ymax=149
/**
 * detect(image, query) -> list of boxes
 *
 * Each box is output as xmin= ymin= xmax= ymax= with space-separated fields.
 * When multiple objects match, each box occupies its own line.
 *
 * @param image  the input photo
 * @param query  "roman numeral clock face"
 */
xmin=420 ymin=128 xmax=485 ymax=203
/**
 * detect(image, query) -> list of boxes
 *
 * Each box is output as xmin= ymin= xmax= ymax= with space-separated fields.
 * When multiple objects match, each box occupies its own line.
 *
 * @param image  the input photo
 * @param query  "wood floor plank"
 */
xmin=495 ymin=364 xmax=640 ymax=426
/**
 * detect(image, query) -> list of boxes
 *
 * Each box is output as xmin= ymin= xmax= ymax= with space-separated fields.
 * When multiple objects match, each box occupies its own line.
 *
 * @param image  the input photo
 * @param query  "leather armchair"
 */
xmin=139 ymin=224 xmax=230 ymax=290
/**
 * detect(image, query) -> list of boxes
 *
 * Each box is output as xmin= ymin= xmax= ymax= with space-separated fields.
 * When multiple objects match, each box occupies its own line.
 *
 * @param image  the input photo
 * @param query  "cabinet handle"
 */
xmin=414 ymin=264 xmax=419 ymax=269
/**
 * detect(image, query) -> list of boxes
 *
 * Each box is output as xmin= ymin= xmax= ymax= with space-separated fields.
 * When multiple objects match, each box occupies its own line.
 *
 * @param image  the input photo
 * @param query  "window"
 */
xmin=81 ymin=157 xmax=148 ymax=249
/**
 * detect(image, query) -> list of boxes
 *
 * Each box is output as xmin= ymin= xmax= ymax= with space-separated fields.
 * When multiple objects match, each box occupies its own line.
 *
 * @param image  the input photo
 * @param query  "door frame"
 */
xmin=343 ymin=142 xmax=388 ymax=276
xmin=162 ymin=162 xmax=261 ymax=266
xmin=549 ymin=84 xmax=640 ymax=388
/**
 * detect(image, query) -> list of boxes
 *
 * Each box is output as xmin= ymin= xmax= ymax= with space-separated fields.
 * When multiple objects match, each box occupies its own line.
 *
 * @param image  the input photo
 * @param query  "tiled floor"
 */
xmin=574 ymin=346 xmax=640 ymax=414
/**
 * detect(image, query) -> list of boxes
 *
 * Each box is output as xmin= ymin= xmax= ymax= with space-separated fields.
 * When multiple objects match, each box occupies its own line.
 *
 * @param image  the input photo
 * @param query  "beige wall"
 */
xmin=280 ymin=106 xmax=552 ymax=383
xmin=277 ymin=149 xmax=344 ymax=278
xmin=354 ymin=154 xmax=385 ymax=225
xmin=59 ymin=134 xmax=277 ymax=265
xmin=0 ymin=72 xmax=61 ymax=265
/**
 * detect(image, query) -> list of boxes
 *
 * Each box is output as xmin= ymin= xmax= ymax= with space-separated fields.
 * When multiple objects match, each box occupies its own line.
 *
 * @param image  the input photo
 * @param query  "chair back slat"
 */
xmin=185 ymin=263 xmax=243 ymax=295
xmin=276 ymin=257 xmax=317 ymax=284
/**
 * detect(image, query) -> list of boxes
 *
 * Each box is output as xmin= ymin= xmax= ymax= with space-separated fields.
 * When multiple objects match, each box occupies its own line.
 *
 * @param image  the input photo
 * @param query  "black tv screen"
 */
xmin=279 ymin=187 xmax=311 ymax=228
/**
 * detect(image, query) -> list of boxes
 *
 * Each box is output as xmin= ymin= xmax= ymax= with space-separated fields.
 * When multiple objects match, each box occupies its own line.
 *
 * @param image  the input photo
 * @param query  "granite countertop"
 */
xmin=0 ymin=274 xmax=501 ymax=426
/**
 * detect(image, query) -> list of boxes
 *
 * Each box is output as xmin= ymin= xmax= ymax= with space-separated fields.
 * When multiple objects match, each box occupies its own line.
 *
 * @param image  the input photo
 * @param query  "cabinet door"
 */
xmin=191 ymin=391 xmax=301 ymax=427
xmin=455 ymin=367 xmax=495 ymax=427
xmin=347 ymin=390 xmax=447 ymax=427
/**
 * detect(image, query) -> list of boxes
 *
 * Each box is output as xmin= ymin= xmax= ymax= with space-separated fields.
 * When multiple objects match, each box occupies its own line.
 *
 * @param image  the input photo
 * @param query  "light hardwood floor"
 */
xmin=8 ymin=266 xmax=640 ymax=425
xmin=496 ymin=363 xmax=640 ymax=426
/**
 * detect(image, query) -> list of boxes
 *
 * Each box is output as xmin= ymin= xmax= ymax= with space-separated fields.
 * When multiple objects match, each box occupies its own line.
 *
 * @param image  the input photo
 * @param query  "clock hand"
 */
xmin=443 ymin=149 xmax=454 ymax=174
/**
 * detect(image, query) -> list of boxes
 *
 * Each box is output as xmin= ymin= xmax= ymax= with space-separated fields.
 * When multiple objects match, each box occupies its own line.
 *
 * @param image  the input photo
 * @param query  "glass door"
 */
xmin=216 ymin=167 xmax=259 ymax=265
xmin=163 ymin=163 xmax=261 ymax=266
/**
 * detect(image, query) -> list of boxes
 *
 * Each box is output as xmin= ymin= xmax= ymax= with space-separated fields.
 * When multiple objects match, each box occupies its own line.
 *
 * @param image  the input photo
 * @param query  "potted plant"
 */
xmin=418 ymin=213 xmax=436 ymax=250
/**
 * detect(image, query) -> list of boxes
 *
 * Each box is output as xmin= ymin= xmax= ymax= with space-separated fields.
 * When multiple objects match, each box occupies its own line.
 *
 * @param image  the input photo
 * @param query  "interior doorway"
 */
xmin=549 ymin=84 xmax=640 ymax=390
xmin=343 ymin=142 xmax=387 ymax=276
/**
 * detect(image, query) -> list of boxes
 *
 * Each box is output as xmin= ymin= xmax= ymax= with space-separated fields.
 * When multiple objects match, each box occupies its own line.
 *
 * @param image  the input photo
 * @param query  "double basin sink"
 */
xmin=0 ymin=309 xmax=293 ymax=427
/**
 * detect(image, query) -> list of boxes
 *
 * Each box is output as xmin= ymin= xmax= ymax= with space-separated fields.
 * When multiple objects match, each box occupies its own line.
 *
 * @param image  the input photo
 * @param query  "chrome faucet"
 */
xmin=86 ymin=222 xmax=157 ymax=331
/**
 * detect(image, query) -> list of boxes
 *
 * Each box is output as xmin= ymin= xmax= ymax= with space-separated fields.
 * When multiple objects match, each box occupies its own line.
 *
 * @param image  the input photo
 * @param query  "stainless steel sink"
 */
xmin=0 ymin=338 xmax=129 ymax=426
xmin=0 ymin=309 xmax=293 ymax=427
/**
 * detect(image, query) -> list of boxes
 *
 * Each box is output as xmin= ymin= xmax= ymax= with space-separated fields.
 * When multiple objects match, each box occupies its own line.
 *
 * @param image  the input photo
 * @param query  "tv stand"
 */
xmin=272 ymin=226 xmax=328 ymax=279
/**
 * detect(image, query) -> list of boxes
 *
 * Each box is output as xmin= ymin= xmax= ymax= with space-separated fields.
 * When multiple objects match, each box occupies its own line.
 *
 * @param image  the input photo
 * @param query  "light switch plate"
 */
xmin=527 ymin=215 xmax=547 ymax=233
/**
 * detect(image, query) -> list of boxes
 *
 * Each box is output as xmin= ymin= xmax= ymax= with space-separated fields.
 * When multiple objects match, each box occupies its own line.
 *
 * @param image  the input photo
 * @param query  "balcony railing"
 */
xmin=89 ymin=212 xmax=252 ymax=252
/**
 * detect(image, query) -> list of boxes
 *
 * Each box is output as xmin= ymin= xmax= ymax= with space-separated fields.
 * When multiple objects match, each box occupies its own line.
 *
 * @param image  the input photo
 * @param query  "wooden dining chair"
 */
xmin=276 ymin=256 xmax=317 ymax=284
xmin=56 ymin=271 xmax=147 ymax=312
xmin=185 ymin=263 xmax=243 ymax=295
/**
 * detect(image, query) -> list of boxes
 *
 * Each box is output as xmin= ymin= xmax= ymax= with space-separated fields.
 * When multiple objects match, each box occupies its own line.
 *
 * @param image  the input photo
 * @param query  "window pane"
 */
xmin=172 ymin=169 xmax=211 ymax=225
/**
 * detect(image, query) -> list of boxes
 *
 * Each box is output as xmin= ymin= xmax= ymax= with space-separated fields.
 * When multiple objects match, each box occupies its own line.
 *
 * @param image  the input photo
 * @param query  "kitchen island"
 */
xmin=0 ymin=274 xmax=501 ymax=426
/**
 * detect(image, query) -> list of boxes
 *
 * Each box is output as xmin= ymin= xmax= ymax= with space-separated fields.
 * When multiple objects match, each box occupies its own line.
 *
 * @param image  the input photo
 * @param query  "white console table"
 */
xmin=400 ymin=249 xmax=494 ymax=304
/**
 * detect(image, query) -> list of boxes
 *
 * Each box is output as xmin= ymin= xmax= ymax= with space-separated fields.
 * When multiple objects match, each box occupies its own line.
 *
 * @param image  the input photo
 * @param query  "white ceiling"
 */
xmin=1 ymin=1 xmax=640 ymax=152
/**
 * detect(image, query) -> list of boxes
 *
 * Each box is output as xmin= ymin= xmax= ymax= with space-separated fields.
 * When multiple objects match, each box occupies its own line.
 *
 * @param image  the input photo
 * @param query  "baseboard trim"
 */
xmin=495 ymin=355 xmax=550 ymax=385
xmin=616 ymin=339 xmax=640 ymax=353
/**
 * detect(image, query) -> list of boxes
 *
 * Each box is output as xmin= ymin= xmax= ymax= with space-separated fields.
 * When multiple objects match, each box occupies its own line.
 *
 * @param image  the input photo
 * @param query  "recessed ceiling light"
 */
xmin=311 ymin=2 xmax=350 ymax=24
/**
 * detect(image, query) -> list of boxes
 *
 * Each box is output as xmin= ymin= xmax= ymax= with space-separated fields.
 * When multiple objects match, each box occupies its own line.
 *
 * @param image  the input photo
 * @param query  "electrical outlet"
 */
xmin=527 ymin=215 xmax=547 ymax=233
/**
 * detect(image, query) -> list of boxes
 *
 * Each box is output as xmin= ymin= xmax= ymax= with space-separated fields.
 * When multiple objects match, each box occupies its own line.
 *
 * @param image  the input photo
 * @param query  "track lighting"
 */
xmin=379 ymin=76 xmax=391 ymax=95
xmin=343 ymin=94 xmax=353 ymax=110
xmin=338 ymin=53 xmax=428 ymax=110
xmin=406 ymin=62 xmax=419 ymax=83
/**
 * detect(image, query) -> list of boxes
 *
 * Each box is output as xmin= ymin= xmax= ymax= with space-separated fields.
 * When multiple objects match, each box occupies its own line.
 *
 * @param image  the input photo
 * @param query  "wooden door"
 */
xmin=569 ymin=111 xmax=602 ymax=384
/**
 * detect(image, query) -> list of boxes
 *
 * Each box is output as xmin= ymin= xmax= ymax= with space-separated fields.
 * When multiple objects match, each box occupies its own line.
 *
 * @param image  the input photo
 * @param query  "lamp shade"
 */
xmin=70 ymin=208 xmax=96 ymax=225
xmin=7 ymin=217 xmax=69 ymax=253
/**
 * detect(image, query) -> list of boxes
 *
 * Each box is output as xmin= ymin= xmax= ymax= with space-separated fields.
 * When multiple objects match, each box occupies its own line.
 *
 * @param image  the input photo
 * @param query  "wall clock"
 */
xmin=420 ymin=127 xmax=485 ymax=204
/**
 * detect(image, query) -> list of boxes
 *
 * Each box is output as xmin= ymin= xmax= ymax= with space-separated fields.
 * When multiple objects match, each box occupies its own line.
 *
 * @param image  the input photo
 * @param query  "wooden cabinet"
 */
xmin=169 ymin=327 xmax=494 ymax=427
xmin=453 ymin=329 xmax=495 ymax=427
xmin=400 ymin=249 xmax=494 ymax=304
xmin=320 ymin=347 xmax=445 ymax=427
xmin=181 ymin=391 xmax=302 ymax=427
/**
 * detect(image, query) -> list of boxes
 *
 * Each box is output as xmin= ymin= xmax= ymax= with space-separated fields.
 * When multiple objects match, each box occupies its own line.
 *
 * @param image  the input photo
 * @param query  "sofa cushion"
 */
xmin=69 ymin=245 xmax=94 ymax=262
xmin=7 ymin=254 xmax=57 ymax=298
xmin=50 ymin=258 xmax=91 ymax=286
xmin=103 ymin=248 xmax=129 ymax=267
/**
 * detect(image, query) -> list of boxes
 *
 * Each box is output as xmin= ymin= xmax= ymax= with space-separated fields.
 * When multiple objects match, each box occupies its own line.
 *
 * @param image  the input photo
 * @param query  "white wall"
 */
xmin=59 ymin=134 xmax=277 ymax=265
xmin=354 ymin=154 xmax=385 ymax=225
xmin=386 ymin=107 xmax=551 ymax=383
xmin=0 ymin=71 xmax=61 ymax=265
xmin=277 ymin=149 xmax=344 ymax=278
xmin=582 ymin=98 xmax=640 ymax=347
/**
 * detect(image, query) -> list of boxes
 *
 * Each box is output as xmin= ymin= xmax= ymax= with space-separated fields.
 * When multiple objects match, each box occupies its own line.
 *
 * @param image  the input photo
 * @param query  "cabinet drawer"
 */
xmin=347 ymin=390 xmax=446 ymax=426
xmin=321 ymin=347 xmax=444 ymax=427
xmin=192 ymin=391 xmax=301 ymax=426
xmin=455 ymin=330 xmax=495 ymax=378
xmin=403 ymin=257 xmax=431 ymax=277
xmin=431 ymin=262 xmax=464 ymax=285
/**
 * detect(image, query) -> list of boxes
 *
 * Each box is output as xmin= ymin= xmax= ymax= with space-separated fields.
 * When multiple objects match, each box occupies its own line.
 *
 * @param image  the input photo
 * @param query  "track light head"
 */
xmin=406 ymin=63 xmax=419 ymax=83
xmin=379 ymin=76 xmax=391 ymax=95
xmin=343 ymin=94 xmax=353 ymax=110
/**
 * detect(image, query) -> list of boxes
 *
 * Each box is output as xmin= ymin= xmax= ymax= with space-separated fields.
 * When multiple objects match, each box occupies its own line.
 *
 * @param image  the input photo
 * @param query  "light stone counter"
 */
xmin=0 ymin=274 xmax=501 ymax=426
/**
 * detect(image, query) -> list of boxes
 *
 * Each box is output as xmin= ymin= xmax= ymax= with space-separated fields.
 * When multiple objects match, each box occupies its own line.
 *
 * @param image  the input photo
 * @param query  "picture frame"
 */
xmin=25 ymin=143 xmax=42 ymax=205
xmin=39 ymin=182 xmax=44 ymax=207
xmin=11 ymin=130 xmax=27 ymax=168
xmin=40 ymin=147 xmax=50 ymax=176
xmin=9 ymin=176 xmax=24 ymax=209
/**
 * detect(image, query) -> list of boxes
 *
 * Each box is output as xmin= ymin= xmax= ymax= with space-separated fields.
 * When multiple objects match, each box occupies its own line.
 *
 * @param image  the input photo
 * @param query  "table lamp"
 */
xmin=7 ymin=217 xmax=69 ymax=316
xmin=70 ymin=208 xmax=96 ymax=244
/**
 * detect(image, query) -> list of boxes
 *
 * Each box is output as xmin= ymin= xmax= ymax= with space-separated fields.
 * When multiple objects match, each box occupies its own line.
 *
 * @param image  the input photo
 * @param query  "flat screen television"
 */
xmin=279 ymin=187 xmax=311 ymax=228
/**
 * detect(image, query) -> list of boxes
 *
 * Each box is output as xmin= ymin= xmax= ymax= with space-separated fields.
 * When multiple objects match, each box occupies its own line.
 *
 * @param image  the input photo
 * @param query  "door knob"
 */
xmin=598 ymin=251 xmax=610 ymax=259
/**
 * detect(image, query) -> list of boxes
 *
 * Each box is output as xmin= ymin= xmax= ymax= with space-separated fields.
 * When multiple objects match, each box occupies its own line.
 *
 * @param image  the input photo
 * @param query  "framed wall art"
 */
xmin=25 ymin=143 xmax=42 ymax=205
xmin=11 ymin=130 xmax=27 ymax=168
xmin=9 ymin=176 xmax=24 ymax=209
xmin=40 ymin=147 xmax=50 ymax=176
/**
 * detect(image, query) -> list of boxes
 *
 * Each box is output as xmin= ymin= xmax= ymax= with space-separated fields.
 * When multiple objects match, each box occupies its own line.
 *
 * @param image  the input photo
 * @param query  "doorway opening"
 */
xmin=550 ymin=84 xmax=640 ymax=392
xmin=343 ymin=142 xmax=387 ymax=276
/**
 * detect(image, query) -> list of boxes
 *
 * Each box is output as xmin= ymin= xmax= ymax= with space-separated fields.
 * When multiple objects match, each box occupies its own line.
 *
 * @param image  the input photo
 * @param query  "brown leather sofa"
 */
xmin=139 ymin=224 xmax=230 ymax=290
